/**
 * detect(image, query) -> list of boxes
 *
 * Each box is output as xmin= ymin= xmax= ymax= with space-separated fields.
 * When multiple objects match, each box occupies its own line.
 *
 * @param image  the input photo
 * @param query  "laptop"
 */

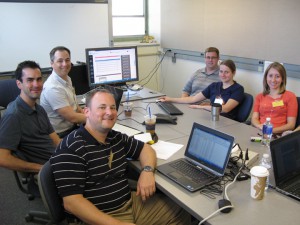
xmin=76 ymin=85 xmax=123 ymax=111
xmin=270 ymin=130 xmax=300 ymax=201
xmin=157 ymin=122 xmax=234 ymax=192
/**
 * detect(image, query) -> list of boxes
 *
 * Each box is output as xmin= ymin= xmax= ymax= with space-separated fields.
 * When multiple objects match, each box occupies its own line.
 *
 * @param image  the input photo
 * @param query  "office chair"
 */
xmin=13 ymin=153 xmax=50 ymax=223
xmin=296 ymin=97 xmax=300 ymax=128
xmin=38 ymin=161 xmax=67 ymax=225
xmin=0 ymin=79 xmax=20 ymax=119
xmin=235 ymin=92 xmax=254 ymax=123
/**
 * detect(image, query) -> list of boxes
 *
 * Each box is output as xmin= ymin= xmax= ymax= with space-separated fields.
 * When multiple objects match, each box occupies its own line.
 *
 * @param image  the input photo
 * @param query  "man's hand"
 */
xmin=136 ymin=171 xmax=156 ymax=201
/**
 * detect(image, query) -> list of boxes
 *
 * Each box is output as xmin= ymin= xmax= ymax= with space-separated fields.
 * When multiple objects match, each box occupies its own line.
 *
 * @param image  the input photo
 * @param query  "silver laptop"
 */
xmin=270 ymin=130 xmax=300 ymax=201
xmin=157 ymin=122 xmax=234 ymax=192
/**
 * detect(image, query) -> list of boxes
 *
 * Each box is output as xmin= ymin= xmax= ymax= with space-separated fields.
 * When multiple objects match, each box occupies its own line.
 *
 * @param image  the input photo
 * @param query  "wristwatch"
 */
xmin=142 ymin=166 xmax=154 ymax=172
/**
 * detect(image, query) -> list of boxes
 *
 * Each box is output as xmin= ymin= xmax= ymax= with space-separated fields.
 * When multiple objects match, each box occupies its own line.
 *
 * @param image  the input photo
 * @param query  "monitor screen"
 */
xmin=85 ymin=46 xmax=139 ymax=88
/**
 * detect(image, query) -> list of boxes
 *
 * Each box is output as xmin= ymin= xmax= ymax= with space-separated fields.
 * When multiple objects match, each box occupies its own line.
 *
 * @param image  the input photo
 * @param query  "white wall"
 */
xmin=160 ymin=57 xmax=300 ymax=98
xmin=0 ymin=3 xmax=109 ymax=71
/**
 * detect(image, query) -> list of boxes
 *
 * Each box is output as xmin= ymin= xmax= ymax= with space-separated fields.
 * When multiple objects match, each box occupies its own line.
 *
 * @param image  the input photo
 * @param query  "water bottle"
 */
xmin=260 ymin=153 xmax=272 ymax=190
xmin=262 ymin=117 xmax=273 ymax=147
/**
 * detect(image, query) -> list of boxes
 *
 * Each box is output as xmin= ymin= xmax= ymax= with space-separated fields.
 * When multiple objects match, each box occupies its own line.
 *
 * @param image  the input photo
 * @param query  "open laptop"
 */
xmin=270 ymin=130 xmax=300 ymax=201
xmin=157 ymin=122 xmax=234 ymax=192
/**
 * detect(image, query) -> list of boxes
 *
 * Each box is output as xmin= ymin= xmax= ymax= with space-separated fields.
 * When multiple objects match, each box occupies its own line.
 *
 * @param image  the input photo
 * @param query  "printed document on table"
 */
xmin=113 ymin=123 xmax=142 ymax=136
xmin=151 ymin=141 xmax=183 ymax=160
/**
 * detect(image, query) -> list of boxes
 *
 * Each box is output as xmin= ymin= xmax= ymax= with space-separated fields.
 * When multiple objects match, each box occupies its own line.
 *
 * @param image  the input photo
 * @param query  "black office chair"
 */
xmin=235 ymin=92 xmax=254 ymax=123
xmin=0 ymin=79 xmax=20 ymax=119
xmin=13 ymin=153 xmax=49 ymax=223
xmin=296 ymin=97 xmax=300 ymax=128
xmin=38 ymin=161 xmax=67 ymax=225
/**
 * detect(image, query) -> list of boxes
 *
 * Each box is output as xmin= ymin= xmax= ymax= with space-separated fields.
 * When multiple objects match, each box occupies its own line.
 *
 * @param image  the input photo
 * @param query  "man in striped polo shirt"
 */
xmin=50 ymin=89 xmax=190 ymax=225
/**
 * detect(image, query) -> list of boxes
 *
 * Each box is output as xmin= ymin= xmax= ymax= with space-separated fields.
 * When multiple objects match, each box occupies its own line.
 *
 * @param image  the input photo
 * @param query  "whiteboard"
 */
xmin=161 ymin=0 xmax=300 ymax=65
xmin=0 ymin=3 xmax=110 ymax=71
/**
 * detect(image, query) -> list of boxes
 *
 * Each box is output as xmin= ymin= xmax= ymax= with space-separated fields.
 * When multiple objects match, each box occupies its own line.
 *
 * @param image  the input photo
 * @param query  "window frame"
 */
xmin=111 ymin=0 xmax=148 ymax=42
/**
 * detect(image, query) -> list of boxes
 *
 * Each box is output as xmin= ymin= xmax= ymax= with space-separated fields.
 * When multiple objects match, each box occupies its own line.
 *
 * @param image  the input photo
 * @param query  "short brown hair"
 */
xmin=205 ymin=47 xmax=219 ymax=58
xmin=85 ymin=88 xmax=114 ymax=108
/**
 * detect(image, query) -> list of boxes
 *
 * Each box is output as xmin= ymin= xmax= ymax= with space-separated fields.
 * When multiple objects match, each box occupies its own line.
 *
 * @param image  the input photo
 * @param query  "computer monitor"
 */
xmin=85 ymin=46 xmax=139 ymax=88
xmin=68 ymin=64 xmax=90 ymax=95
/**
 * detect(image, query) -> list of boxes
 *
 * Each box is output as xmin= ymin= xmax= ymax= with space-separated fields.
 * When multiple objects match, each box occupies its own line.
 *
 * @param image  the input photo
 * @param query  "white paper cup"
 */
xmin=250 ymin=166 xmax=269 ymax=200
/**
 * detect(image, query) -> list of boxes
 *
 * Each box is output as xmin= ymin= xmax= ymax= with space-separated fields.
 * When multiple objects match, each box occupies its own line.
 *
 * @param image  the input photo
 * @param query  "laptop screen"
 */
xmin=103 ymin=85 xmax=123 ymax=111
xmin=185 ymin=123 xmax=234 ymax=176
xmin=270 ymin=130 xmax=300 ymax=185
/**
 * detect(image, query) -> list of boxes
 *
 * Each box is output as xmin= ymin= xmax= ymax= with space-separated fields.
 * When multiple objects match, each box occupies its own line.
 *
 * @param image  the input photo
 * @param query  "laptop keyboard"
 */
xmin=170 ymin=160 xmax=212 ymax=183
xmin=285 ymin=182 xmax=300 ymax=196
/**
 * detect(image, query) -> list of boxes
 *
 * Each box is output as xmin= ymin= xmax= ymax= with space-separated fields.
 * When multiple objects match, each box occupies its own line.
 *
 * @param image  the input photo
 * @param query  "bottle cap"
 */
xmin=266 ymin=117 xmax=271 ymax=121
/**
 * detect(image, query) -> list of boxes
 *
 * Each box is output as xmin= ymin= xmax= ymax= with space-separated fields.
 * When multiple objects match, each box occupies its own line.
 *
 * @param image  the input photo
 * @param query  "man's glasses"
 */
xmin=205 ymin=56 xmax=218 ymax=60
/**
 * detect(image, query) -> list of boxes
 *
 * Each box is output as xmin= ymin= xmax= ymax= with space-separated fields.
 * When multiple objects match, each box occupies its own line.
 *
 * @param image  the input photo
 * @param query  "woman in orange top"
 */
xmin=251 ymin=62 xmax=298 ymax=134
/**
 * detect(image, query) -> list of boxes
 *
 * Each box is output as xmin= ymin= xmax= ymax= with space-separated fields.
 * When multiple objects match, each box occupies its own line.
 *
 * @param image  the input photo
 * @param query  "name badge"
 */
xmin=272 ymin=100 xmax=284 ymax=107
xmin=214 ymin=97 xmax=223 ymax=105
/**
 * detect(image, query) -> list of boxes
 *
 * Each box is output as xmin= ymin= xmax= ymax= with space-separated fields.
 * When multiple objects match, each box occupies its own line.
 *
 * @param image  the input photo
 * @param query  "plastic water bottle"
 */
xmin=262 ymin=117 xmax=273 ymax=147
xmin=260 ymin=153 xmax=272 ymax=190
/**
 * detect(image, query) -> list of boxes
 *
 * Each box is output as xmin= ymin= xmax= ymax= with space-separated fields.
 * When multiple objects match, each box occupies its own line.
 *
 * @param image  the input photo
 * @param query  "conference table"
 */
xmin=116 ymin=89 xmax=300 ymax=225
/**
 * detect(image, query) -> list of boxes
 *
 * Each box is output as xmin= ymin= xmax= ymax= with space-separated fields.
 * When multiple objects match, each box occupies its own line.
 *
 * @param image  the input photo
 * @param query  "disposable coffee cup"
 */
xmin=250 ymin=166 xmax=269 ymax=200
xmin=144 ymin=115 xmax=157 ymax=134
xmin=123 ymin=102 xmax=133 ymax=117
xmin=211 ymin=103 xmax=222 ymax=121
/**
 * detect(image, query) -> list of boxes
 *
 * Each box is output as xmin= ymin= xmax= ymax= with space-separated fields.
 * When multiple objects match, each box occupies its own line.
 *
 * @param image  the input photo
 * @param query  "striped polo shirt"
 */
xmin=50 ymin=125 xmax=144 ymax=213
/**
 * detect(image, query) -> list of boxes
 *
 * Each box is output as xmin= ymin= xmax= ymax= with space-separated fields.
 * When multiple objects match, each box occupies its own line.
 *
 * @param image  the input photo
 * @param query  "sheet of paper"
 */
xmin=151 ymin=140 xmax=184 ymax=160
xmin=134 ymin=133 xmax=152 ymax=143
xmin=113 ymin=123 xmax=142 ymax=136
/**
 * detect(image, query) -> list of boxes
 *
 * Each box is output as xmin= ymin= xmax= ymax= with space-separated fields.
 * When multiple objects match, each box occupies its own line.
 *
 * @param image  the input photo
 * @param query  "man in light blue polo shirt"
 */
xmin=40 ymin=46 xmax=86 ymax=138
xmin=182 ymin=47 xmax=220 ymax=97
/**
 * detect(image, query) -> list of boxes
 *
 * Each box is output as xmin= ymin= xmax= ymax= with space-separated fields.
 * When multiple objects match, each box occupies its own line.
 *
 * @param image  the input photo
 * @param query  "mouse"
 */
xmin=130 ymin=84 xmax=142 ymax=91
xmin=218 ymin=199 xmax=233 ymax=213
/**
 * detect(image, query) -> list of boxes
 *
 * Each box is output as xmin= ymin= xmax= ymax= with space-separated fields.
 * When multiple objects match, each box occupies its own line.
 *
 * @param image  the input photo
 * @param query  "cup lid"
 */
xmin=144 ymin=114 xmax=157 ymax=119
xmin=211 ymin=103 xmax=222 ymax=107
xmin=250 ymin=166 xmax=269 ymax=177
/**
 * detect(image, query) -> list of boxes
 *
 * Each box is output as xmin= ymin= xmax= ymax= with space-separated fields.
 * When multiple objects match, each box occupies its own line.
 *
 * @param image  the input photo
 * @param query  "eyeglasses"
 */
xmin=205 ymin=56 xmax=218 ymax=60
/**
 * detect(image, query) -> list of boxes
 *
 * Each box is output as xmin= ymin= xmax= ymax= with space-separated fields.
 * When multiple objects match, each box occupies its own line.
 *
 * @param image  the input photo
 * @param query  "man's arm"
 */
xmin=63 ymin=194 xmax=135 ymax=225
xmin=136 ymin=144 xmax=157 ymax=201
xmin=56 ymin=106 xmax=86 ymax=124
xmin=49 ymin=132 xmax=61 ymax=147
xmin=0 ymin=149 xmax=42 ymax=172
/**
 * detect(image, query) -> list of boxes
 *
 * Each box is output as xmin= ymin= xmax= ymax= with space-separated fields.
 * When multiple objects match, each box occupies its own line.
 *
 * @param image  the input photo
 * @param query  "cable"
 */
xmin=198 ymin=206 xmax=234 ymax=225
xmin=137 ymin=50 xmax=169 ymax=87
xmin=198 ymin=164 xmax=244 ymax=225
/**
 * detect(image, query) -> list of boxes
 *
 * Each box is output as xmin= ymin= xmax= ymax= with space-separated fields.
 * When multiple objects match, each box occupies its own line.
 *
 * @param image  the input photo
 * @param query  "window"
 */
xmin=112 ymin=0 xmax=148 ymax=41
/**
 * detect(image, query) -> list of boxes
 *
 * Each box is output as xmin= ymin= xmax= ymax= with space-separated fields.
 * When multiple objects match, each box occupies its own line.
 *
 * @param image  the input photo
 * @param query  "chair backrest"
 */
xmin=0 ymin=79 xmax=20 ymax=108
xmin=38 ymin=161 xmax=66 ymax=224
xmin=236 ymin=92 xmax=254 ymax=123
xmin=296 ymin=97 xmax=300 ymax=128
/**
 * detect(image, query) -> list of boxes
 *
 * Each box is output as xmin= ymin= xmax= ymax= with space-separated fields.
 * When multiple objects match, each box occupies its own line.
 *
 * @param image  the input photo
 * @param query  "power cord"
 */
xmin=198 ymin=164 xmax=244 ymax=225
xmin=137 ymin=50 xmax=169 ymax=87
